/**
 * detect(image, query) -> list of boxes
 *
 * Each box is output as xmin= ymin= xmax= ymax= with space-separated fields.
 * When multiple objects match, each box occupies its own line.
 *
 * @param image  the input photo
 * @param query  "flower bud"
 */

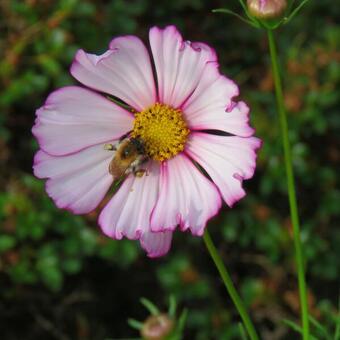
xmin=141 ymin=314 xmax=174 ymax=340
xmin=247 ymin=0 xmax=287 ymax=19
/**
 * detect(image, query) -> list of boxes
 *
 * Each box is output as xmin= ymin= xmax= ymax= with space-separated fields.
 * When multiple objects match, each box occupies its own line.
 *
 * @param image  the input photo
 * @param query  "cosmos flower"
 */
xmin=32 ymin=25 xmax=261 ymax=257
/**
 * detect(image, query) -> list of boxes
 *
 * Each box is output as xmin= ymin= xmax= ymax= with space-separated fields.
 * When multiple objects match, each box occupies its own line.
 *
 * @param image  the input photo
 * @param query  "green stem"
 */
xmin=267 ymin=29 xmax=309 ymax=339
xmin=203 ymin=230 xmax=259 ymax=340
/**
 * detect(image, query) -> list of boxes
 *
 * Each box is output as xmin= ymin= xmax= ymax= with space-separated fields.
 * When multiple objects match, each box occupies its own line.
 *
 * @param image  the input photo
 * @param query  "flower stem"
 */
xmin=267 ymin=29 xmax=309 ymax=339
xmin=203 ymin=230 xmax=259 ymax=340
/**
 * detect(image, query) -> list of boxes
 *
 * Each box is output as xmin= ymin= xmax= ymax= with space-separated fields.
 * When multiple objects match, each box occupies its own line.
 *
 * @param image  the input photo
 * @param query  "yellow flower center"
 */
xmin=131 ymin=103 xmax=190 ymax=161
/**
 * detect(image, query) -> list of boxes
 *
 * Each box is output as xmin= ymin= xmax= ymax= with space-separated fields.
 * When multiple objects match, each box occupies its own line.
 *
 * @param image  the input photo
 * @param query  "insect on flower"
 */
xmin=105 ymin=137 xmax=148 ymax=180
xmin=32 ymin=25 xmax=261 ymax=257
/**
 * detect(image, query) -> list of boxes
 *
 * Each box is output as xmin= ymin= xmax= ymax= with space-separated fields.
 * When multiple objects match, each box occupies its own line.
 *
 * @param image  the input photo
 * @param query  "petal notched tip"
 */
xmin=70 ymin=35 xmax=156 ymax=111
xmin=150 ymin=25 xmax=218 ymax=62
xmin=186 ymin=132 xmax=261 ymax=208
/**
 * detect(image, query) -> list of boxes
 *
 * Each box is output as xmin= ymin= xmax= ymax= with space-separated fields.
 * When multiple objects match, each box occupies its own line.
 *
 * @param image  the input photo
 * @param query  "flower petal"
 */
xmin=186 ymin=132 xmax=261 ymax=207
xmin=140 ymin=231 xmax=173 ymax=258
xmin=99 ymin=161 xmax=160 ymax=240
xmin=151 ymin=154 xmax=221 ymax=236
xmin=32 ymin=86 xmax=133 ymax=156
xmin=33 ymin=143 xmax=114 ymax=214
xmin=182 ymin=62 xmax=253 ymax=137
xmin=149 ymin=25 xmax=217 ymax=108
xmin=70 ymin=36 xmax=156 ymax=111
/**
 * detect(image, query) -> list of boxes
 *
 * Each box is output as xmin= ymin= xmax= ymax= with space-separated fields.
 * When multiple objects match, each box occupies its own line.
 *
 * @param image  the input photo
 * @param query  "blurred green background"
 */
xmin=0 ymin=0 xmax=339 ymax=339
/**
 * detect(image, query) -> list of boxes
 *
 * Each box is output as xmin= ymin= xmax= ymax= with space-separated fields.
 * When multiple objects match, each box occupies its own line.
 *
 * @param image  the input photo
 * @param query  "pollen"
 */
xmin=131 ymin=103 xmax=190 ymax=161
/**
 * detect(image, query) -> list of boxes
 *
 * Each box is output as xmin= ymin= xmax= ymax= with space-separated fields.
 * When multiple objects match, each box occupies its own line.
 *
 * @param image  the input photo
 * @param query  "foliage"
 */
xmin=0 ymin=0 xmax=339 ymax=338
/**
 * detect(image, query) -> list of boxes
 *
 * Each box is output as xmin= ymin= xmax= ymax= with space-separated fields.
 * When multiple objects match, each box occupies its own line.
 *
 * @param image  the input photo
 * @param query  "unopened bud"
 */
xmin=141 ymin=314 xmax=174 ymax=340
xmin=247 ymin=0 xmax=287 ymax=19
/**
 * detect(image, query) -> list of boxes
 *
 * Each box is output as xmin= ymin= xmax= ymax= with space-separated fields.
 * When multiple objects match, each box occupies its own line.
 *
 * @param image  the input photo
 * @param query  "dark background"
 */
xmin=0 ymin=0 xmax=339 ymax=339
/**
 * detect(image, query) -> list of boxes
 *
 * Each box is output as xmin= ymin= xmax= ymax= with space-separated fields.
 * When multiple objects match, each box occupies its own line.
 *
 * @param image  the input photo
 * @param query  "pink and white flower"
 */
xmin=32 ymin=25 xmax=261 ymax=257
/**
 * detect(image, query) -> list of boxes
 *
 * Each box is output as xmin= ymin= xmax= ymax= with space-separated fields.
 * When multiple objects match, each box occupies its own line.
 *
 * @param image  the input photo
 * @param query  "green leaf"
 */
xmin=62 ymin=258 xmax=82 ymax=274
xmin=127 ymin=318 xmax=143 ymax=330
xmin=309 ymin=315 xmax=332 ymax=340
xmin=238 ymin=322 xmax=249 ymax=340
xmin=0 ymin=235 xmax=16 ymax=253
xmin=334 ymin=296 xmax=340 ymax=340
xmin=282 ymin=319 xmax=318 ymax=340
xmin=284 ymin=0 xmax=311 ymax=25
xmin=283 ymin=319 xmax=304 ymax=333
xmin=168 ymin=295 xmax=177 ymax=318
xmin=212 ymin=9 xmax=259 ymax=27
xmin=238 ymin=0 xmax=252 ymax=18
xmin=140 ymin=297 xmax=159 ymax=316
xmin=177 ymin=308 xmax=188 ymax=334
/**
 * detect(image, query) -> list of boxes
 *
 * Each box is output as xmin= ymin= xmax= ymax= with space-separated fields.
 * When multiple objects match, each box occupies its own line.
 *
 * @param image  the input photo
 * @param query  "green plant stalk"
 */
xmin=203 ymin=230 xmax=259 ymax=340
xmin=267 ymin=29 xmax=309 ymax=339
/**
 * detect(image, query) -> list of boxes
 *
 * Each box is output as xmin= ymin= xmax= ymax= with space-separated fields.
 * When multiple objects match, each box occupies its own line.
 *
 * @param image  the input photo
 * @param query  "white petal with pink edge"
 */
xmin=186 ymin=132 xmax=261 ymax=207
xmin=99 ymin=161 xmax=161 ymax=240
xmin=140 ymin=231 xmax=173 ymax=258
xmin=32 ymin=86 xmax=133 ymax=156
xmin=151 ymin=153 xmax=221 ymax=236
xmin=33 ymin=143 xmax=114 ymax=214
xmin=182 ymin=62 xmax=253 ymax=137
xmin=149 ymin=25 xmax=217 ymax=108
xmin=70 ymin=36 xmax=156 ymax=111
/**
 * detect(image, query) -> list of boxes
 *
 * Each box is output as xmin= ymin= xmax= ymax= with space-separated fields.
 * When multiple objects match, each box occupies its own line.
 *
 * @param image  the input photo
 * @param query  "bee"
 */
xmin=105 ymin=137 xmax=148 ymax=180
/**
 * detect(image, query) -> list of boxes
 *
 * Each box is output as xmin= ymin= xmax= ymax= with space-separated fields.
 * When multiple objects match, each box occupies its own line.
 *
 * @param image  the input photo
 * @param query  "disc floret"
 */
xmin=132 ymin=103 xmax=190 ymax=161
